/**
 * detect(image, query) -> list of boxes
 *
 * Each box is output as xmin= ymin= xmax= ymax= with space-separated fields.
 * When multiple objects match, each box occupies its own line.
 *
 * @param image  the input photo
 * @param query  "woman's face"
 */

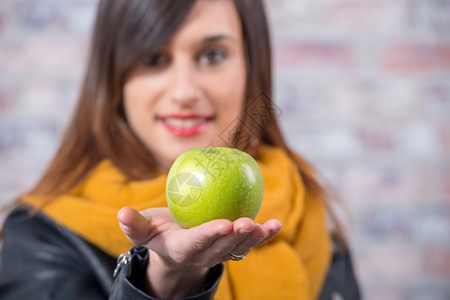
xmin=123 ymin=0 xmax=246 ymax=172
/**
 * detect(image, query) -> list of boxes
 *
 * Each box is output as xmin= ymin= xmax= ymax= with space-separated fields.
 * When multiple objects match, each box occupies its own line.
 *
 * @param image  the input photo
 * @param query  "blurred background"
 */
xmin=0 ymin=0 xmax=449 ymax=299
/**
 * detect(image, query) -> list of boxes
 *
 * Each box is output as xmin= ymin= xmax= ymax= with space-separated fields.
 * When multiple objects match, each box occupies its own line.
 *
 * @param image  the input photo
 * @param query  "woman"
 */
xmin=0 ymin=0 xmax=339 ymax=299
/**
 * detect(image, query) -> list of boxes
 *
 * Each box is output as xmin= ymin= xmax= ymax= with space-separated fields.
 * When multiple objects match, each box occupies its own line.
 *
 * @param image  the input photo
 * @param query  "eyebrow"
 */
xmin=203 ymin=34 xmax=234 ymax=43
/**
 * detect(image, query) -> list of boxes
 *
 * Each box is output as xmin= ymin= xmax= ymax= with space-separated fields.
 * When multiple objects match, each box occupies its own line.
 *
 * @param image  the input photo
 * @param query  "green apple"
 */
xmin=166 ymin=147 xmax=264 ymax=228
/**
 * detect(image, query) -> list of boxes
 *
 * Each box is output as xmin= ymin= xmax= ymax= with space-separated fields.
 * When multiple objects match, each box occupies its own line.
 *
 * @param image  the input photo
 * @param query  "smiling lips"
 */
xmin=158 ymin=115 xmax=213 ymax=137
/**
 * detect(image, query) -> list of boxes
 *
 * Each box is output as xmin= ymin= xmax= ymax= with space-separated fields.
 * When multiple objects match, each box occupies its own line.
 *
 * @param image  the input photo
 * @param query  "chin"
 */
xmin=166 ymin=143 xmax=203 ymax=163
xmin=161 ymin=135 xmax=228 ymax=165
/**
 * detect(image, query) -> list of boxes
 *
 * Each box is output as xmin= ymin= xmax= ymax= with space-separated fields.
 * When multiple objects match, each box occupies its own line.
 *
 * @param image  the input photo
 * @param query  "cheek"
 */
xmin=225 ymin=73 xmax=246 ymax=119
xmin=122 ymin=80 xmax=155 ymax=140
xmin=123 ymin=84 xmax=141 ymax=127
xmin=123 ymin=75 xmax=162 ymax=118
xmin=208 ymin=64 xmax=246 ymax=115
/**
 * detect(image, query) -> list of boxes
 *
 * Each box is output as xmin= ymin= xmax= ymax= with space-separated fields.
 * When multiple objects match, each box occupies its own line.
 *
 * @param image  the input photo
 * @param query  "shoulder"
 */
xmin=1 ymin=205 xmax=116 ymax=291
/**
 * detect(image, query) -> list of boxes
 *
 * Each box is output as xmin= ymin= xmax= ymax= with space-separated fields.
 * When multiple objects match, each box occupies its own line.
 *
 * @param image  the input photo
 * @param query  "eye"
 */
xmin=145 ymin=52 xmax=170 ymax=67
xmin=198 ymin=49 xmax=226 ymax=66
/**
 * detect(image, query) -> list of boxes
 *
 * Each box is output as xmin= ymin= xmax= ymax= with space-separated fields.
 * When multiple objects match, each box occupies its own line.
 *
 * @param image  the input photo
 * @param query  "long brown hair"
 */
xmin=20 ymin=0 xmax=345 ymax=243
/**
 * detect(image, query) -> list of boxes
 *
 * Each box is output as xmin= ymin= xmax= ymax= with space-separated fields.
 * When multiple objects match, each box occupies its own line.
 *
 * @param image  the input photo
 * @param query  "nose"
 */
xmin=169 ymin=60 xmax=200 ymax=106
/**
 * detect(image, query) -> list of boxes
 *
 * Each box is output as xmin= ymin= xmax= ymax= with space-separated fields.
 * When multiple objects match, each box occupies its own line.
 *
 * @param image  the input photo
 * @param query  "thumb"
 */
xmin=118 ymin=206 xmax=155 ymax=245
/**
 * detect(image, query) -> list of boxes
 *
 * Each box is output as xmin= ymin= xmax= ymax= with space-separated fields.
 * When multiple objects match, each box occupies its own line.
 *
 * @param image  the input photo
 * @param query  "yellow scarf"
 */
xmin=22 ymin=145 xmax=331 ymax=299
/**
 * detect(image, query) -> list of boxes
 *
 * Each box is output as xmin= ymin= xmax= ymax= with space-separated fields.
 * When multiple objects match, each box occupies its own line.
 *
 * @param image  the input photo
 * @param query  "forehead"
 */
xmin=169 ymin=0 xmax=243 ymax=42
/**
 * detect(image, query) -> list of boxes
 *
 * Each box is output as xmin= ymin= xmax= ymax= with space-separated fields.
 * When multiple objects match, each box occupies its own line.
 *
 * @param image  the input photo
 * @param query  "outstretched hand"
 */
xmin=117 ymin=206 xmax=282 ymax=298
xmin=117 ymin=206 xmax=282 ymax=268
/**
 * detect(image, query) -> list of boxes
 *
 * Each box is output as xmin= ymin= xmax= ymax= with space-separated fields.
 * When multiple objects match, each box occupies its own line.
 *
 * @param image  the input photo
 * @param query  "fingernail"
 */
xmin=239 ymin=228 xmax=251 ymax=234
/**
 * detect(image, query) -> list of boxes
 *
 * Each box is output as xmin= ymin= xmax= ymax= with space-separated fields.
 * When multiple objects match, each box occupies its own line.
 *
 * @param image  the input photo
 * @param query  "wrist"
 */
xmin=145 ymin=250 xmax=210 ymax=298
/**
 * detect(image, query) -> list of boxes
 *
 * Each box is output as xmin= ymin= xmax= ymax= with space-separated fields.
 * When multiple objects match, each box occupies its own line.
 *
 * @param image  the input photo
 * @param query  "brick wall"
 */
xmin=1 ymin=1 xmax=449 ymax=299
xmin=265 ymin=0 xmax=450 ymax=299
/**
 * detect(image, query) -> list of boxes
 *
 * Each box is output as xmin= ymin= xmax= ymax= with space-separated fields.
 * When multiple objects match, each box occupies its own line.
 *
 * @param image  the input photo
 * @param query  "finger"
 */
xmin=118 ymin=206 xmax=156 ymax=245
xmin=228 ymin=219 xmax=282 ymax=257
xmin=232 ymin=217 xmax=256 ymax=234
xmin=197 ymin=218 xmax=254 ymax=259
xmin=251 ymin=219 xmax=282 ymax=248
xmin=230 ymin=223 xmax=267 ymax=254
xmin=212 ymin=217 xmax=257 ymax=251
xmin=260 ymin=219 xmax=282 ymax=242
xmin=188 ymin=219 xmax=234 ymax=251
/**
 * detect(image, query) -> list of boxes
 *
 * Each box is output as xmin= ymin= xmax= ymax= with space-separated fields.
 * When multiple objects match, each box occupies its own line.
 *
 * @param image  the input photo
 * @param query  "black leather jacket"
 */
xmin=0 ymin=205 xmax=361 ymax=300
xmin=0 ymin=206 xmax=223 ymax=300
